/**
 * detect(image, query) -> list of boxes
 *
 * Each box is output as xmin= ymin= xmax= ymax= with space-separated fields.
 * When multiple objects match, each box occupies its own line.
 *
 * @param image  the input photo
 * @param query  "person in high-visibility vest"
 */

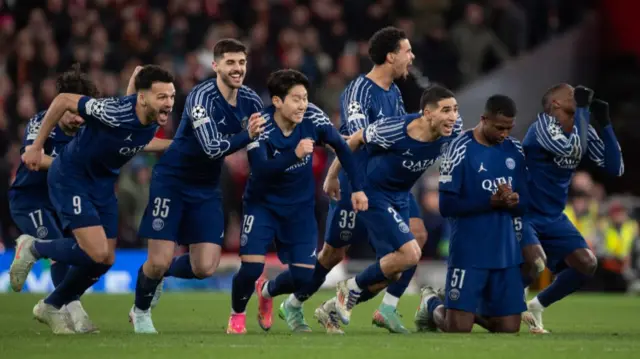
xmin=564 ymin=190 xmax=599 ymax=248
xmin=595 ymin=201 xmax=638 ymax=292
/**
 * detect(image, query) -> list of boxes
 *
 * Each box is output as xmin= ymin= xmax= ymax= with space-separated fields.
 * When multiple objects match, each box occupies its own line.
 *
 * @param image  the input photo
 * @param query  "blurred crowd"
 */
xmin=6 ymin=0 xmax=634 ymax=290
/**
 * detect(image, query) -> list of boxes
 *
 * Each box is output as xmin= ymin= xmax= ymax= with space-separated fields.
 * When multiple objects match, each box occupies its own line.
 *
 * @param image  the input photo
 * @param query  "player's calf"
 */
xmin=380 ymin=240 xmax=422 ymax=275
xmin=521 ymin=243 xmax=547 ymax=286
xmin=318 ymin=243 xmax=348 ymax=269
xmin=409 ymin=218 xmax=428 ymax=249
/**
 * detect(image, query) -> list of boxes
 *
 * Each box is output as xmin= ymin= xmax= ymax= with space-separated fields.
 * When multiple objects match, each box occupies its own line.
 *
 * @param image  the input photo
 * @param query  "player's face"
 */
xmin=482 ymin=114 xmax=514 ymax=144
xmin=391 ymin=39 xmax=414 ymax=80
xmin=144 ymin=82 xmax=176 ymax=126
xmin=275 ymin=84 xmax=308 ymax=124
xmin=213 ymin=52 xmax=247 ymax=89
xmin=427 ymin=98 xmax=458 ymax=136
xmin=552 ymin=85 xmax=576 ymax=115
xmin=59 ymin=111 xmax=84 ymax=134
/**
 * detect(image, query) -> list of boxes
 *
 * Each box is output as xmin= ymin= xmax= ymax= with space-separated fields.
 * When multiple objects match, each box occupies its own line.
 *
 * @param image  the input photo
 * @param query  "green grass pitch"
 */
xmin=0 ymin=292 xmax=638 ymax=359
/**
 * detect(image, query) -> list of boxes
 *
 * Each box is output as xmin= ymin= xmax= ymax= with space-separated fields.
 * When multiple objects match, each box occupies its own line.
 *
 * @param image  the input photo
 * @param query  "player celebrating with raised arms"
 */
xmin=320 ymin=85 xmax=462 ymax=330
xmin=520 ymin=84 xmax=623 ymax=333
xmin=227 ymin=69 xmax=367 ymax=334
xmin=415 ymin=95 xmax=528 ymax=333
xmin=130 ymin=39 xmax=265 ymax=334
xmin=10 ymin=65 xmax=176 ymax=334
xmin=310 ymin=26 xmax=429 ymax=334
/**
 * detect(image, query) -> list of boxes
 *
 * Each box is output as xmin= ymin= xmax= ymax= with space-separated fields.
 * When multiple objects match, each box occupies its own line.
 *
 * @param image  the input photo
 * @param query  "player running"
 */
xmin=130 ymin=39 xmax=265 ymax=334
xmin=9 ymin=65 xmax=100 ymax=333
xmin=226 ymin=69 xmax=367 ymax=334
xmin=10 ymin=65 xmax=176 ymax=334
xmin=520 ymin=84 xmax=624 ymax=333
xmin=415 ymin=95 xmax=528 ymax=333
xmin=319 ymin=85 xmax=462 ymax=330
xmin=304 ymin=26 xmax=427 ymax=334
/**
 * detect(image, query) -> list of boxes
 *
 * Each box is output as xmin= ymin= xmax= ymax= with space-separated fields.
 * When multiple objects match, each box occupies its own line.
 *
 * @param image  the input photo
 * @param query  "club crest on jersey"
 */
xmin=449 ymin=288 xmax=460 ymax=301
xmin=505 ymin=157 xmax=516 ymax=170
xmin=36 ymin=226 xmax=48 ymax=239
xmin=152 ymin=218 xmax=164 ymax=231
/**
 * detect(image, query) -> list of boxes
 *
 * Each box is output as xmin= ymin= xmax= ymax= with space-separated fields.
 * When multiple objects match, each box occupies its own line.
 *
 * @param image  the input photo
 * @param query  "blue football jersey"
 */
xmin=523 ymin=109 xmax=624 ymax=219
xmin=337 ymin=75 xmax=407 ymax=196
xmin=57 ymin=95 xmax=158 ymax=180
xmin=362 ymin=113 xmax=463 ymax=205
xmin=10 ymin=111 xmax=75 ymax=201
xmin=244 ymin=103 xmax=363 ymax=207
xmin=153 ymin=79 xmax=263 ymax=186
xmin=439 ymin=131 xmax=528 ymax=269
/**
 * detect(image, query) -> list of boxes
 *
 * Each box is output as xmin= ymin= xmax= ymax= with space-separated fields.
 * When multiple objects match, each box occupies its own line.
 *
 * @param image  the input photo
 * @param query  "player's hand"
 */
xmin=341 ymin=134 xmax=351 ymax=141
xmin=295 ymin=138 xmax=314 ymax=159
xmin=496 ymin=184 xmax=512 ymax=199
xmin=491 ymin=184 xmax=511 ymax=208
xmin=351 ymin=191 xmax=368 ymax=212
xmin=247 ymin=113 xmax=266 ymax=139
xmin=574 ymin=85 xmax=594 ymax=108
xmin=323 ymin=175 xmax=341 ymax=201
xmin=504 ymin=192 xmax=519 ymax=208
xmin=590 ymin=99 xmax=610 ymax=126
xmin=22 ymin=145 xmax=44 ymax=171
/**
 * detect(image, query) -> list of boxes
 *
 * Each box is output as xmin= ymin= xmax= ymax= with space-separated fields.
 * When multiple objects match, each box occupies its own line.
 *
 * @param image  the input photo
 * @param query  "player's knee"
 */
xmin=192 ymin=263 xmax=216 ymax=279
xmin=87 ymin=247 xmax=110 ymax=265
xmin=410 ymin=224 xmax=428 ymax=248
xmin=402 ymin=241 xmax=422 ymax=267
xmin=318 ymin=245 xmax=345 ymax=268
xmin=581 ymin=251 xmax=598 ymax=276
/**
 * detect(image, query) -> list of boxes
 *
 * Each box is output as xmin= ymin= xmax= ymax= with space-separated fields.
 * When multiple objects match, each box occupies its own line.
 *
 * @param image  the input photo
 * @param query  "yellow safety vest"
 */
xmin=602 ymin=220 xmax=638 ymax=259
xmin=564 ymin=204 xmax=598 ymax=245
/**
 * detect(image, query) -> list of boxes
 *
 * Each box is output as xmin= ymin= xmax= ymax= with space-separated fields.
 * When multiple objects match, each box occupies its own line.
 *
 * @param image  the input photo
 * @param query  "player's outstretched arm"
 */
xmin=322 ymin=123 xmax=364 ymax=193
xmin=246 ymin=137 xmax=303 ymax=177
xmin=126 ymin=66 xmax=143 ymax=96
xmin=22 ymin=93 xmax=83 ymax=170
xmin=587 ymin=99 xmax=624 ymax=177
xmin=143 ymin=138 xmax=172 ymax=153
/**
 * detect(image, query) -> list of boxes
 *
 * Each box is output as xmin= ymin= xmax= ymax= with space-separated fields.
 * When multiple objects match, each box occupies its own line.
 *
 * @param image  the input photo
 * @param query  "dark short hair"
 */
xmin=267 ymin=69 xmax=310 ymax=100
xmin=213 ymin=38 xmax=247 ymax=59
xmin=368 ymin=27 xmax=407 ymax=65
xmin=134 ymin=65 xmax=174 ymax=91
xmin=56 ymin=63 xmax=100 ymax=97
xmin=485 ymin=94 xmax=517 ymax=118
xmin=420 ymin=84 xmax=455 ymax=110
xmin=541 ymin=83 xmax=569 ymax=113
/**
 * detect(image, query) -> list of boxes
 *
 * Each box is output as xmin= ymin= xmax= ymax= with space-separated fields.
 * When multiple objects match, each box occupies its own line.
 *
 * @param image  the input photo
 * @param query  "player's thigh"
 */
xmin=478 ymin=266 xmax=526 ymax=319
xmin=324 ymin=199 xmax=367 ymax=249
xmin=444 ymin=266 xmax=488 ymax=314
xmin=179 ymin=195 xmax=225 ymax=246
xmin=10 ymin=205 xmax=64 ymax=239
xmin=49 ymin=179 xmax=102 ymax=235
xmin=239 ymin=203 xmax=277 ymax=258
xmin=138 ymin=179 xmax=185 ymax=242
xmin=538 ymin=215 xmax=589 ymax=273
xmin=92 ymin=192 xmax=119 ymax=240
xmin=276 ymin=206 xmax=318 ymax=266
xmin=358 ymin=202 xmax=413 ymax=258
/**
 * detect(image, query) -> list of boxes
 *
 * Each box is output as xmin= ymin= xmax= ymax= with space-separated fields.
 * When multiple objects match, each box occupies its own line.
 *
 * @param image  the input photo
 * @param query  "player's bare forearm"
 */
xmin=347 ymin=129 xmax=365 ymax=151
xmin=143 ymin=138 xmax=172 ymax=153
xmin=40 ymin=155 xmax=54 ymax=170
xmin=126 ymin=66 xmax=142 ymax=96
xmin=326 ymin=157 xmax=342 ymax=180
xmin=32 ymin=93 xmax=82 ymax=149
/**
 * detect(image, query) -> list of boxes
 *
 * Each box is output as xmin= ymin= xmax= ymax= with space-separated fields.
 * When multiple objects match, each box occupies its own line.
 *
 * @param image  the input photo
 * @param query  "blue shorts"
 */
xmin=240 ymin=202 xmax=318 ymax=265
xmin=138 ymin=176 xmax=224 ymax=246
xmin=357 ymin=199 xmax=414 ymax=258
xmin=48 ymin=161 xmax=118 ymax=238
xmin=445 ymin=266 xmax=526 ymax=317
xmin=324 ymin=192 xmax=420 ymax=249
xmin=10 ymin=199 xmax=65 ymax=239
xmin=521 ymin=214 xmax=588 ymax=273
